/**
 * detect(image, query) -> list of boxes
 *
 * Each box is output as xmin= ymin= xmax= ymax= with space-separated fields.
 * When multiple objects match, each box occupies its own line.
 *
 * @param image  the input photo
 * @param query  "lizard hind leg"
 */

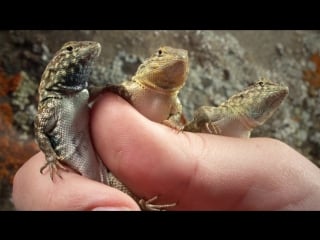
xmin=40 ymin=157 xmax=69 ymax=181
xmin=139 ymin=196 xmax=176 ymax=211
xmin=205 ymin=122 xmax=222 ymax=135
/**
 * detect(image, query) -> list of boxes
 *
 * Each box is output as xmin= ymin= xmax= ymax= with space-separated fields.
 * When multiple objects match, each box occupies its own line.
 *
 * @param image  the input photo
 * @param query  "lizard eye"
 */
xmin=66 ymin=46 xmax=73 ymax=52
xmin=258 ymin=81 xmax=264 ymax=87
xmin=158 ymin=49 xmax=162 ymax=56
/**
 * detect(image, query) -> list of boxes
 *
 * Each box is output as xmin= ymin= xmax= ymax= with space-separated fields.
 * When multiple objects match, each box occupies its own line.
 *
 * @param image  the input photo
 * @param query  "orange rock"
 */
xmin=303 ymin=52 xmax=320 ymax=89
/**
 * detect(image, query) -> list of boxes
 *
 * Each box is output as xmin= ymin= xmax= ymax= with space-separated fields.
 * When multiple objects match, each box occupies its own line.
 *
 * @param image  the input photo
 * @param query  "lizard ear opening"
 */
xmin=158 ymin=49 xmax=162 ymax=56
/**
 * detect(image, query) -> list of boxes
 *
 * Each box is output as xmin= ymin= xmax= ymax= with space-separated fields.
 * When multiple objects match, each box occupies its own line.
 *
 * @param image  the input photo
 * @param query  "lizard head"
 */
xmin=132 ymin=46 xmax=189 ymax=93
xmin=227 ymin=78 xmax=289 ymax=127
xmin=40 ymin=41 xmax=101 ymax=94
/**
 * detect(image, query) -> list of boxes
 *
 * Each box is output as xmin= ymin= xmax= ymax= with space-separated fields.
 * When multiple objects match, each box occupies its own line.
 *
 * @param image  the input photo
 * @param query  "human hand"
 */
xmin=12 ymin=93 xmax=320 ymax=210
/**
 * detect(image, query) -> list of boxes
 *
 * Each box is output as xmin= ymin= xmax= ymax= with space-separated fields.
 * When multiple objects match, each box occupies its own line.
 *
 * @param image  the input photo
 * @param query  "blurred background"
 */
xmin=1 ymin=30 xmax=319 ymax=210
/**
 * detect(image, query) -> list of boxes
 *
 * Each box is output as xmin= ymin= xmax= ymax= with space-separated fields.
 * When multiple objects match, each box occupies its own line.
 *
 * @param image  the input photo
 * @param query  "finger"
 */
xmin=91 ymin=93 xmax=320 ymax=210
xmin=91 ymin=93 xmax=196 ymax=208
xmin=12 ymin=152 xmax=140 ymax=210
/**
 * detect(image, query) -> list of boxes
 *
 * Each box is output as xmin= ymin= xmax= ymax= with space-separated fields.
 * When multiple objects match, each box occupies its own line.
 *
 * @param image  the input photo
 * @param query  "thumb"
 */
xmin=91 ymin=93 xmax=320 ymax=210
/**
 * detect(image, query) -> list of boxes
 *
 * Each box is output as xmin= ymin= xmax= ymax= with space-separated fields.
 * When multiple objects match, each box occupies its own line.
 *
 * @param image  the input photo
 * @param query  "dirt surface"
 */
xmin=1 ymin=30 xmax=319 ymax=210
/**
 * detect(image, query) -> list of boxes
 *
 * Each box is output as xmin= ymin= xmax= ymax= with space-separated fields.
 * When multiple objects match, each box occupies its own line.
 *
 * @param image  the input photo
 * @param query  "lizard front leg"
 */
xmin=183 ymin=106 xmax=223 ymax=134
xmin=163 ymin=97 xmax=185 ymax=131
xmin=35 ymin=99 xmax=69 ymax=180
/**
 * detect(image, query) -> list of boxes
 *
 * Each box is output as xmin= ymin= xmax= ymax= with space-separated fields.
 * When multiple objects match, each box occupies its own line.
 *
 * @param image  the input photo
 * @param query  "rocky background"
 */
xmin=0 ymin=30 xmax=319 ymax=210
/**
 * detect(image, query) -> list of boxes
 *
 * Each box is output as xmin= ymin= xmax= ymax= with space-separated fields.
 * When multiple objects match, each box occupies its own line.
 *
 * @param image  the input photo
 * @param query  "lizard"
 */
xmin=95 ymin=46 xmax=190 ymax=210
xmin=91 ymin=46 xmax=189 ymax=130
xmin=35 ymin=42 xmax=189 ymax=210
xmin=34 ymin=41 xmax=109 ymax=184
xmin=93 ymin=46 xmax=189 ymax=209
xmin=183 ymin=78 xmax=289 ymax=138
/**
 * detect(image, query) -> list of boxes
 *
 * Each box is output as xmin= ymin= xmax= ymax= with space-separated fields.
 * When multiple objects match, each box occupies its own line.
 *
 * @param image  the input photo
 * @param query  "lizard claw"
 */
xmin=139 ymin=196 xmax=176 ymax=211
xmin=40 ymin=158 xmax=69 ymax=181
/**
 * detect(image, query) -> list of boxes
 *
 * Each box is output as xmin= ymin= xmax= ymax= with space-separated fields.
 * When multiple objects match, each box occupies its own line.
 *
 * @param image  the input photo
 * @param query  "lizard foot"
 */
xmin=139 ymin=196 xmax=176 ymax=211
xmin=163 ymin=120 xmax=183 ymax=132
xmin=40 ymin=158 xmax=69 ymax=181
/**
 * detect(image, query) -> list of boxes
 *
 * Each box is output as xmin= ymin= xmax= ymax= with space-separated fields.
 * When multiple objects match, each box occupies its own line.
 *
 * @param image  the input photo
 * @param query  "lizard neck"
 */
xmin=229 ymin=107 xmax=258 ymax=131
xmin=132 ymin=77 xmax=181 ymax=96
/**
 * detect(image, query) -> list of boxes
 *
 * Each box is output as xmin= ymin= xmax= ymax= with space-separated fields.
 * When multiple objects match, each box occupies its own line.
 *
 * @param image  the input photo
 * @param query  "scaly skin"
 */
xmin=35 ymin=43 xmax=185 ymax=210
xmin=102 ymin=46 xmax=189 ymax=129
xmin=183 ymin=79 xmax=289 ymax=138
xmin=102 ymin=46 xmax=189 ymax=210
xmin=35 ymin=41 xmax=108 ymax=183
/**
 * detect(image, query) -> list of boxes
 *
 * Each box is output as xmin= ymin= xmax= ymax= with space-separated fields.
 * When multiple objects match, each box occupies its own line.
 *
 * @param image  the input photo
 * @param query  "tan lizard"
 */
xmin=93 ymin=46 xmax=189 ymax=129
xmin=100 ymin=46 xmax=189 ymax=209
xmin=183 ymin=78 xmax=289 ymax=138
xmin=35 ymin=43 xmax=189 ymax=210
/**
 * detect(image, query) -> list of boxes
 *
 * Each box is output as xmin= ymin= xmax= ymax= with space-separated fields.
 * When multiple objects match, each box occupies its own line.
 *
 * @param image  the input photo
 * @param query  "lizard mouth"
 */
xmin=79 ymin=45 xmax=101 ymax=63
xmin=267 ymin=87 xmax=289 ymax=108
xmin=245 ymin=85 xmax=288 ymax=125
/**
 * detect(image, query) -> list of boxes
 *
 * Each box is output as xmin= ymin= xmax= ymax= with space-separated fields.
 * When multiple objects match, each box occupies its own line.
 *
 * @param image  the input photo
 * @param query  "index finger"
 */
xmin=12 ymin=152 xmax=140 ymax=210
